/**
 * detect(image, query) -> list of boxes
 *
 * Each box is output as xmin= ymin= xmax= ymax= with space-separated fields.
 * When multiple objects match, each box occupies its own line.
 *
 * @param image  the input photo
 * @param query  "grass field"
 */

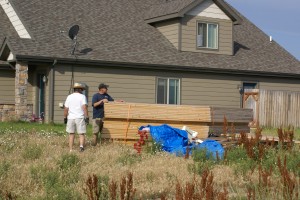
xmin=0 ymin=122 xmax=299 ymax=199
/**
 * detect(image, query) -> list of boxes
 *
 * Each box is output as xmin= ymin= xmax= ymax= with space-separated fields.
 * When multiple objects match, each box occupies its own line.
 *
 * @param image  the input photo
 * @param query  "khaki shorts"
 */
xmin=66 ymin=118 xmax=86 ymax=134
xmin=92 ymin=118 xmax=104 ymax=134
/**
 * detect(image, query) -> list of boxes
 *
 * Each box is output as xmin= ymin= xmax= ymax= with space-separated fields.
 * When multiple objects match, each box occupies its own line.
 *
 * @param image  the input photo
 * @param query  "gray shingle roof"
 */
xmin=144 ymin=0 xmax=195 ymax=20
xmin=0 ymin=0 xmax=299 ymax=75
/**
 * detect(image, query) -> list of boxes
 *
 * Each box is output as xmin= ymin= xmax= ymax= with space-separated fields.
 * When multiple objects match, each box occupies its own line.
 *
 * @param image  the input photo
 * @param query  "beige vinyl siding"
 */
xmin=0 ymin=69 xmax=15 ymax=103
xmin=51 ymin=64 xmax=300 ymax=123
xmin=27 ymin=69 xmax=34 ymax=105
xmin=181 ymin=74 xmax=241 ymax=107
xmin=181 ymin=15 xmax=233 ymax=55
xmin=154 ymin=19 xmax=179 ymax=49
xmin=186 ymin=0 xmax=230 ymax=20
xmin=260 ymin=78 xmax=300 ymax=92
xmin=53 ymin=65 xmax=156 ymax=123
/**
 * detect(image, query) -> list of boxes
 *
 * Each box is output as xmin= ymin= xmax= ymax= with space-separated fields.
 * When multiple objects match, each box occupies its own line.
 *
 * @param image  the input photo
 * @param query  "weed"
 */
xmin=277 ymin=156 xmax=299 ymax=199
xmin=146 ymin=171 xmax=155 ymax=183
xmin=84 ymin=172 xmax=136 ymax=200
xmin=0 ymin=190 xmax=17 ymax=200
xmin=57 ymin=153 xmax=80 ymax=170
xmin=116 ymin=151 xmax=141 ymax=166
xmin=145 ymin=140 xmax=163 ymax=155
xmin=22 ymin=145 xmax=43 ymax=160
xmin=84 ymin=174 xmax=104 ymax=200
xmin=42 ymin=170 xmax=61 ymax=191
xmin=0 ymin=161 xmax=10 ymax=179
xmin=42 ymin=169 xmax=79 ymax=200
xmin=175 ymin=168 xmax=229 ymax=200
xmin=30 ymin=165 xmax=48 ymax=185
xmin=109 ymin=180 xmax=117 ymax=200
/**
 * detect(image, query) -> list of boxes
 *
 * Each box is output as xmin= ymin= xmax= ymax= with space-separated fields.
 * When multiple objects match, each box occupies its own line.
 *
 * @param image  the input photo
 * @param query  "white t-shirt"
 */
xmin=64 ymin=93 xmax=87 ymax=119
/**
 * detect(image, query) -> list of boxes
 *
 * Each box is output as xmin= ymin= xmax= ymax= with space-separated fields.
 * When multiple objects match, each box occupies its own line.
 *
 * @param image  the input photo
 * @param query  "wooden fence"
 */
xmin=244 ymin=89 xmax=300 ymax=128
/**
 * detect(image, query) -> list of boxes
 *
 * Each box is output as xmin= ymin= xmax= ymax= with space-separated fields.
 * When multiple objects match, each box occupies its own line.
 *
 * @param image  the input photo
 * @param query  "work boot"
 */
xmin=79 ymin=146 xmax=84 ymax=152
xmin=92 ymin=134 xmax=98 ymax=146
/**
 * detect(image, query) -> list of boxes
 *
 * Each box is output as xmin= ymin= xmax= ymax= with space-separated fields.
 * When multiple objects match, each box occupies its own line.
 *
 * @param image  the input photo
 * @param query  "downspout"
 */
xmin=48 ymin=59 xmax=57 ymax=123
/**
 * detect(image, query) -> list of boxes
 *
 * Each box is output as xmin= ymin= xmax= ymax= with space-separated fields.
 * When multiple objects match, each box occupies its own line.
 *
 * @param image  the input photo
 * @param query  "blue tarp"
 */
xmin=140 ymin=124 xmax=224 ymax=158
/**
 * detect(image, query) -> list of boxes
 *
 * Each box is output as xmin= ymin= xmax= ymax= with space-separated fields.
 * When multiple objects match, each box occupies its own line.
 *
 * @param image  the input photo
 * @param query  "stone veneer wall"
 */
xmin=0 ymin=104 xmax=33 ymax=122
xmin=15 ymin=62 xmax=29 ymax=121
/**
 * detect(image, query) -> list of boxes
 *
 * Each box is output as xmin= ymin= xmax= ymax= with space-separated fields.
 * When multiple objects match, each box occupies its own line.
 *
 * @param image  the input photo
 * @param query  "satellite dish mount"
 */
xmin=68 ymin=25 xmax=79 ymax=55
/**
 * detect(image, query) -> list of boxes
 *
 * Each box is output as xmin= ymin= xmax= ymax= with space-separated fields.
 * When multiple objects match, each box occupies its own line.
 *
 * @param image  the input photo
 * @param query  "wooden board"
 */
xmin=105 ymin=103 xmax=211 ymax=122
xmin=101 ymin=119 xmax=209 ymax=139
xmin=211 ymin=107 xmax=253 ymax=123
xmin=208 ymin=126 xmax=250 ymax=136
xmin=101 ymin=103 xmax=253 ymax=142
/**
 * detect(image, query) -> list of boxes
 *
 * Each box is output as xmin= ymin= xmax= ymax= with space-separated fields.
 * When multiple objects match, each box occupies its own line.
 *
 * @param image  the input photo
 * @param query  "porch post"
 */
xmin=15 ymin=61 xmax=28 ymax=120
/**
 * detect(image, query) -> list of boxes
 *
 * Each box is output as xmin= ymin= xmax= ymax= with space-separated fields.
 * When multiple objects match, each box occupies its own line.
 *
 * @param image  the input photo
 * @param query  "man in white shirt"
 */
xmin=64 ymin=83 xmax=89 ymax=152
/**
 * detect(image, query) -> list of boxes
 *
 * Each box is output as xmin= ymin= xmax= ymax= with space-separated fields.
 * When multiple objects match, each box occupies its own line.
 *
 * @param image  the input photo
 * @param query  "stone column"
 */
xmin=15 ymin=62 xmax=28 ymax=121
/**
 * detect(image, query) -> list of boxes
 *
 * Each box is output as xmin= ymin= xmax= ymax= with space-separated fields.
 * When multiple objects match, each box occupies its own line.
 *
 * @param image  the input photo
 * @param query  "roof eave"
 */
xmin=145 ymin=13 xmax=180 ymax=24
xmin=213 ymin=0 xmax=243 ymax=24
xmin=0 ymin=37 xmax=13 ymax=61
xmin=15 ymin=54 xmax=300 ymax=79
xmin=145 ymin=0 xmax=242 ymax=25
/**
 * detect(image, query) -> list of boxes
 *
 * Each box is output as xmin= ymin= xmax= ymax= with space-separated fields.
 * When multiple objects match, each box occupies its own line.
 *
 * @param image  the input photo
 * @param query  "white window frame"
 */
xmin=156 ymin=77 xmax=181 ymax=105
xmin=197 ymin=22 xmax=219 ymax=49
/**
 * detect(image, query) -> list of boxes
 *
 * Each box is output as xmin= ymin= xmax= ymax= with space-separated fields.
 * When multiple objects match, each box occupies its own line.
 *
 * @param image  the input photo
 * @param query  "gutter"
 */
xmin=15 ymin=54 xmax=300 ymax=79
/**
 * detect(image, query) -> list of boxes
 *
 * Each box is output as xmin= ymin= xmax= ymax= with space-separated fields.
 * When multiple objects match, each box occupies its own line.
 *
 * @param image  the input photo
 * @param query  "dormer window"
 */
xmin=197 ymin=22 xmax=218 ymax=49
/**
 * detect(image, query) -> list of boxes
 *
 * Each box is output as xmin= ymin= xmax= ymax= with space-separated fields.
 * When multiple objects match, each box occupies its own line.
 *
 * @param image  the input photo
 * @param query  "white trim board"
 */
xmin=0 ymin=0 xmax=31 ymax=38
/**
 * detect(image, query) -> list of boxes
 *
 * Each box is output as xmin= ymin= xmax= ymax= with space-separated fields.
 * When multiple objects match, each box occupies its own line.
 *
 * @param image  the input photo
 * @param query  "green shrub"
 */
xmin=192 ymin=148 xmax=210 ymax=162
xmin=57 ymin=154 xmax=80 ymax=171
xmin=225 ymin=146 xmax=249 ymax=164
xmin=144 ymin=141 xmax=162 ymax=155
xmin=41 ymin=170 xmax=80 ymax=199
xmin=42 ymin=170 xmax=61 ymax=191
xmin=97 ymin=175 xmax=110 ymax=200
xmin=22 ymin=145 xmax=43 ymax=160
xmin=30 ymin=165 xmax=48 ymax=184
xmin=188 ymin=148 xmax=219 ymax=175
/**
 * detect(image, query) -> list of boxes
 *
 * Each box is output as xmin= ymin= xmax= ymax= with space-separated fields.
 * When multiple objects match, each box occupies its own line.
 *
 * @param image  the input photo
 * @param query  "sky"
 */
xmin=226 ymin=0 xmax=300 ymax=61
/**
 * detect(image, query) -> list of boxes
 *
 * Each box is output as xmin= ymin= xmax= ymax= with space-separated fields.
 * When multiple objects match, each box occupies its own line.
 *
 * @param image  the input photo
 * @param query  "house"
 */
xmin=0 ymin=0 xmax=300 ymax=123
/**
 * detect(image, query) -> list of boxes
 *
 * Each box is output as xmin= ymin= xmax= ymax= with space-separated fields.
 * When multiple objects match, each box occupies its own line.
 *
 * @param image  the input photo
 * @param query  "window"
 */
xmin=243 ymin=82 xmax=257 ymax=91
xmin=156 ymin=78 xmax=180 ymax=104
xmin=197 ymin=22 xmax=218 ymax=49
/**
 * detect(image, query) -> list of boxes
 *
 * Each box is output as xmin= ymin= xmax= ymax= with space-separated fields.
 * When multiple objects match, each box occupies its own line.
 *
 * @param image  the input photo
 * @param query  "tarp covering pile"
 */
xmin=140 ymin=124 xmax=224 ymax=158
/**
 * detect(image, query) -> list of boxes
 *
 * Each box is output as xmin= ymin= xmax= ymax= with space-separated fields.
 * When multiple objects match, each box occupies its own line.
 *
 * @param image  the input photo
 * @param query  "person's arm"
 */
xmin=93 ymin=99 xmax=107 ymax=107
xmin=92 ymin=94 xmax=107 ymax=107
xmin=82 ymin=96 xmax=89 ymax=124
xmin=82 ymin=104 xmax=89 ymax=118
xmin=108 ymin=95 xmax=114 ymax=102
xmin=64 ymin=107 xmax=69 ymax=118
xmin=64 ymin=98 xmax=69 ymax=124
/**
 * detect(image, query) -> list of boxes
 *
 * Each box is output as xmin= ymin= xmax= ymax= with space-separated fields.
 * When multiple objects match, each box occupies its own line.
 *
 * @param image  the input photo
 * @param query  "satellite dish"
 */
xmin=68 ymin=25 xmax=79 ymax=40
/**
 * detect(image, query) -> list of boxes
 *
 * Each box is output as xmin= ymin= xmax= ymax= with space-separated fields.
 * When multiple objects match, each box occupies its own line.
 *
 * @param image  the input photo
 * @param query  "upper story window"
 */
xmin=197 ymin=22 xmax=218 ymax=49
xmin=156 ymin=77 xmax=180 ymax=105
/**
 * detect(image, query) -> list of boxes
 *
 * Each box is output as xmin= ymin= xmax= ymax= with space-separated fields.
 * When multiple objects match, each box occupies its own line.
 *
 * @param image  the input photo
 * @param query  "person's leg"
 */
xmin=69 ymin=133 xmax=75 ymax=151
xmin=99 ymin=119 xmax=104 ymax=144
xmin=66 ymin=119 xmax=76 ymax=152
xmin=92 ymin=119 xmax=100 ymax=146
xmin=79 ymin=134 xmax=85 ymax=149
xmin=76 ymin=118 xmax=86 ymax=151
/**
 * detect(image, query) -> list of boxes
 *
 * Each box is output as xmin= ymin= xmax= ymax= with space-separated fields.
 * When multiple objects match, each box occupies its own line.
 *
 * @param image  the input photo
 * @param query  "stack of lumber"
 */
xmin=102 ymin=103 xmax=252 ymax=142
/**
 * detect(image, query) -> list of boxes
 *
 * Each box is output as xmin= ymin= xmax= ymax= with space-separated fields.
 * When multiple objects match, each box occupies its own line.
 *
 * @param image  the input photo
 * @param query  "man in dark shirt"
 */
xmin=91 ymin=83 xmax=114 ymax=146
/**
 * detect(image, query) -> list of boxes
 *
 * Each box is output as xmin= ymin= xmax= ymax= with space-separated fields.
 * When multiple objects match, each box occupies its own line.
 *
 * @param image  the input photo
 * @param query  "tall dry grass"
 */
xmin=0 ymin=127 xmax=299 ymax=199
